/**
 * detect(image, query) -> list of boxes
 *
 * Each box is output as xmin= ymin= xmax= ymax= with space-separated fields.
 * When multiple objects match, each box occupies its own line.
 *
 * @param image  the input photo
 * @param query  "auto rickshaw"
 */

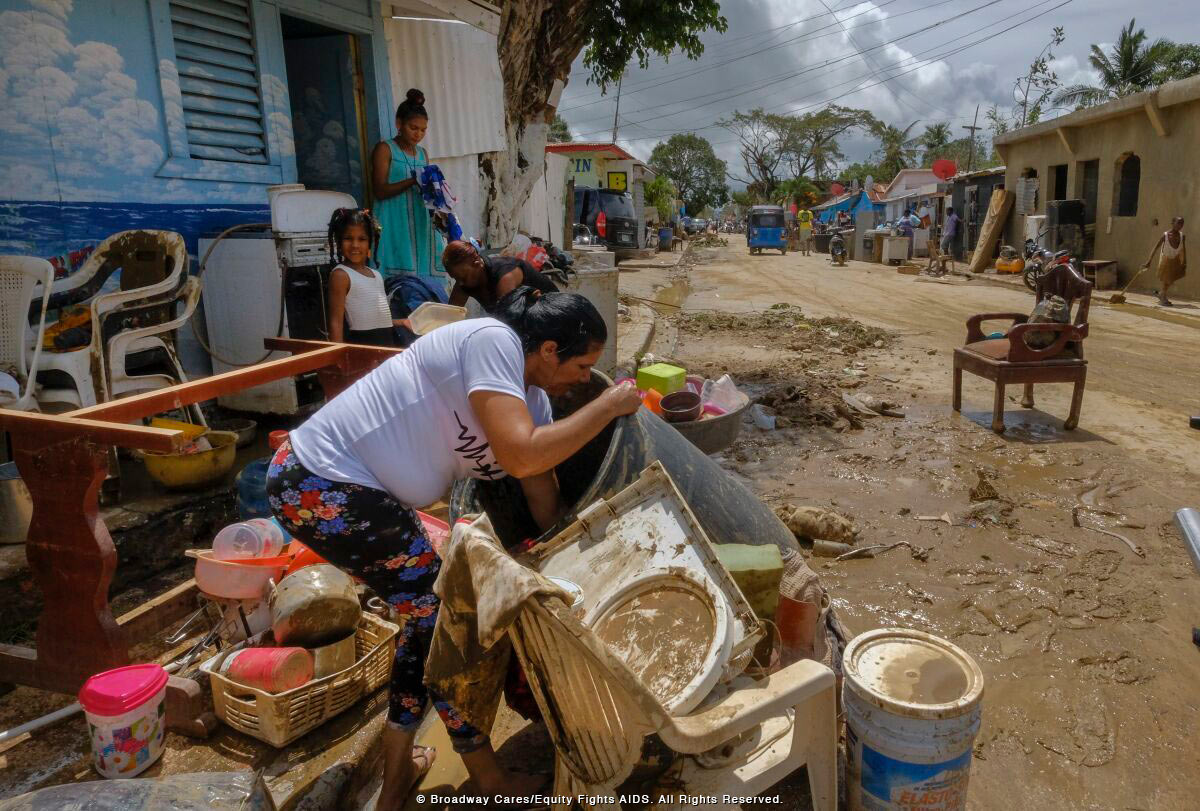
xmin=747 ymin=205 xmax=787 ymax=255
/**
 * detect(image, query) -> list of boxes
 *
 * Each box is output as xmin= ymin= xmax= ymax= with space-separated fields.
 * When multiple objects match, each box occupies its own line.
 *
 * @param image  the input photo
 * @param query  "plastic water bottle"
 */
xmin=235 ymin=430 xmax=289 ymax=520
xmin=212 ymin=519 xmax=285 ymax=560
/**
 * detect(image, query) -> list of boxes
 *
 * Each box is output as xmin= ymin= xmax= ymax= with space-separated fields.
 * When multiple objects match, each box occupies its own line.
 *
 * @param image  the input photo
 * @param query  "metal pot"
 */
xmin=309 ymin=631 xmax=358 ymax=678
xmin=0 ymin=463 xmax=32 ymax=545
xmin=268 ymin=564 xmax=361 ymax=647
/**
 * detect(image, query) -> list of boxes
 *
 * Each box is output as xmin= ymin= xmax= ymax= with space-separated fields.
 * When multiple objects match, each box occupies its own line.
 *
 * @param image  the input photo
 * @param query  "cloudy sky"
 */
xmin=556 ymin=0 xmax=1192 ymax=183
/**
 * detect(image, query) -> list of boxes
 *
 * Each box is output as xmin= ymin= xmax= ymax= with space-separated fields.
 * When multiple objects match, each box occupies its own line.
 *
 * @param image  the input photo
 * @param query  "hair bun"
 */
xmin=406 ymin=88 xmax=425 ymax=105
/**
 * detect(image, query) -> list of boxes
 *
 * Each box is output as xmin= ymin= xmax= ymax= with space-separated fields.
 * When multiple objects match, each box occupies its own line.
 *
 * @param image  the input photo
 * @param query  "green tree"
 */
xmin=644 ymin=174 xmax=678 ymax=221
xmin=548 ymin=114 xmax=571 ymax=142
xmin=783 ymin=105 xmax=874 ymax=182
xmin=648 ymin=133 xmax=729 ymax=216
xmin=871 ymin=121 xmax=919 ymax=182
xmin=918 ymin=122 xmax=953 ymax=164
xmin=838 ymin=162 xmax=882 ymax=188
xmin=488 ymin=1 xmax=727 ymax=244
xmin=717 ymin=109 xmax=790 ymax=198
xmin=1013 ymin=27 xmax=1066 ymax=127
xmin=773 ymin=177 xmax=821 ymax=208
xmin=1054 ymin=18 xmax=1171 ymax=108
xmin=1152 ymin=42 xmax=1200 ymax=84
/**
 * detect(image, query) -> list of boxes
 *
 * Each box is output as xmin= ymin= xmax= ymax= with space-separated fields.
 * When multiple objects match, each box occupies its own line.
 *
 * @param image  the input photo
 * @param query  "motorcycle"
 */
xmin=829 ymin=233 xmax=847 ymax=267
xmin=1023 ymin=247 xmax=1081 ymax=291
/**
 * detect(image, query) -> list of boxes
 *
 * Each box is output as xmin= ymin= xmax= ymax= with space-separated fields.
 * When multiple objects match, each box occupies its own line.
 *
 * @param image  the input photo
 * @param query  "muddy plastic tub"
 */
xmin=668 ymin=398 xmax=749 ymax=455
xmin=451 ymin=374 xmax=798 ymax=554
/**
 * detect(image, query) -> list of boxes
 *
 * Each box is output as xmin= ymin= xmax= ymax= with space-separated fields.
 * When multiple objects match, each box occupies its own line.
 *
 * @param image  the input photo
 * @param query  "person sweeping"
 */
xmin=1143 ymin=217 xmax=1186 ymax=306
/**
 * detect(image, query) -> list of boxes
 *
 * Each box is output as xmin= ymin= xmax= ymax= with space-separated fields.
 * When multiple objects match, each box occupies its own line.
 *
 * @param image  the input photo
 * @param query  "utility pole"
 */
xmin=610 ymin=73 xmax=624 ymax=144
xmin=962 ymin=105 xmax=982 ymax=174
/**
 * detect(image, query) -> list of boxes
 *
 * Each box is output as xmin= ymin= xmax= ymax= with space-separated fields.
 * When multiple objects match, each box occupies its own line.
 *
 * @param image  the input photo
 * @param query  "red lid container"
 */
xmin=268 ymin=430 xmax=289 ymax=450
xmin=78 ymin=664 xmax=169 ymax=718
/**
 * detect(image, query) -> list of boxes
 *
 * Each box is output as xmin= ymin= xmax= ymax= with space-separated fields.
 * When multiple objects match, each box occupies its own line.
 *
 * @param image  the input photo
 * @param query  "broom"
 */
xmin=1109 ymin=264 xmax=1149 ymax=304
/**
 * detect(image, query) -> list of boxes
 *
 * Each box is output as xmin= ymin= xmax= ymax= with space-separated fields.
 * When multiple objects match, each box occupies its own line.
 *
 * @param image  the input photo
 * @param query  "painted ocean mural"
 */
xmin=0 ymin=201 xmax=269 ymax=274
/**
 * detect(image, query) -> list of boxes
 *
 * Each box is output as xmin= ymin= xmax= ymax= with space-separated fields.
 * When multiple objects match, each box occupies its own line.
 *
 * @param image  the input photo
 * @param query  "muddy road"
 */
xmin=623 ymin=236 xmax=1200 ymax=809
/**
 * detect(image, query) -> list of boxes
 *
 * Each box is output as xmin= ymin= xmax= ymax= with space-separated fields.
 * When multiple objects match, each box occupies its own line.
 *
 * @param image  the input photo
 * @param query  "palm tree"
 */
xmin=872 ymin=120 xmax=919 ymax=182
xmin=919 ymin=122 xmax=952 ymax=163
xmin=1054 ymin=19 xmax=1172 ymax=108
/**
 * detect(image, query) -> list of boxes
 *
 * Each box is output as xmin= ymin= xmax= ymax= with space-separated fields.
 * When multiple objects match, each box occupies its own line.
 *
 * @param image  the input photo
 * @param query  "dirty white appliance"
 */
xmin=881 ymin=235 xmax=910 ymax=265
xmin=200 ymin=186 xmax=357 ymax=414
xmin=525 ymin=463 xmax=764 ymax=715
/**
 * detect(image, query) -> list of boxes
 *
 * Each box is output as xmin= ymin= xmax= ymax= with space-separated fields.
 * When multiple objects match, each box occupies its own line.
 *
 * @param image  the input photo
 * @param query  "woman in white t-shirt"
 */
xmin=267 ymin=288 xmax=640 ymax=807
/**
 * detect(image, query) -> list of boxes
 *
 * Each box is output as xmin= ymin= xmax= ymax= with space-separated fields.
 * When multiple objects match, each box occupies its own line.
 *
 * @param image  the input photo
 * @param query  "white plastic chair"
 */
xmin=509 ymin=594 xmax=837 ymax=810
xmin=38 ymin=231 xmax=189 ymax=408
xmin=106 ymin=277 xmax=206 ymax=426
xmin=0 ymin=256 xmax=54 ymax=412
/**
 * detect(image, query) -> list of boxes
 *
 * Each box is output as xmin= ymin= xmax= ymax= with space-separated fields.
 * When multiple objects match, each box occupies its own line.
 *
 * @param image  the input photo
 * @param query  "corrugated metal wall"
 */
xmin=383 ymin=18 xmax=505 ymax=160
xmin=439 ymin=153 xmax=485 ymax=241
xmin=521 ymin=153 xmax=568 ymax=244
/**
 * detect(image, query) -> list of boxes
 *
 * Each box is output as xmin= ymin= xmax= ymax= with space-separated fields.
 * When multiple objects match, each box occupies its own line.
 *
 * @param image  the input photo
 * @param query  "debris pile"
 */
xmin=676 ymin=304 xmax=892 ymax=353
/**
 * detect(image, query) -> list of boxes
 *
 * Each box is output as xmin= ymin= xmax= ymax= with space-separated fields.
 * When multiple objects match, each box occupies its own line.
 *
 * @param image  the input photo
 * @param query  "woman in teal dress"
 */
xmin=371 ymin=88 xmax=444 ymax=281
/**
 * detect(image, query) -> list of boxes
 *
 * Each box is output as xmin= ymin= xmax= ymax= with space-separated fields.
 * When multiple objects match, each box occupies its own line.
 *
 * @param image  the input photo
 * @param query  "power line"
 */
xmin=596 ymin=0 xmax=1075 ymax=151
xmin=564 ymin=0 xmax=1007 ymax=126
xmin=560 ymin=0 xmax=914 ymax=112
xmin=571 ymin=0 xmax=1046 ymax=139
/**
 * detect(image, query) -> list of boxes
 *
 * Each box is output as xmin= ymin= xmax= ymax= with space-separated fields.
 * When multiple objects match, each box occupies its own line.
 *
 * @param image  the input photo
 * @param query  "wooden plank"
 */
xmin=1144 ymin=100 xmax=1169 ymax=137
xmin=265 ymin=337 xmax=404 ymax=359
xmin=70 ymin=344 xmax=347 ymax=422
xmin=0 ymin=645 xmax=39 ymax=688
xmin=1055 ymin=126 xmax=1075 ymax=154
xmin=968 ymin=189 xmax=1014 ymax=275
xmin=117 ymin=579 xmax=200 ymax=641
xmin=0 ymin=410 xmax=186 ymax=452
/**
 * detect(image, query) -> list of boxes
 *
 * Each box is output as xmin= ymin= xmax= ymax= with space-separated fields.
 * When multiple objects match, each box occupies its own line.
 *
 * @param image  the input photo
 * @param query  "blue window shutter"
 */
xmin=169 ymin=0 xmax=268 ymax=164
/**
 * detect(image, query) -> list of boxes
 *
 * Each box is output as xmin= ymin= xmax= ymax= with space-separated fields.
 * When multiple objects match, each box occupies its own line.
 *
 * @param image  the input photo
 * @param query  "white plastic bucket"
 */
xmin=842 ymin=628 xmax=984 ymax=811
xmin=78 ymin=664 xmax=169 ymax=778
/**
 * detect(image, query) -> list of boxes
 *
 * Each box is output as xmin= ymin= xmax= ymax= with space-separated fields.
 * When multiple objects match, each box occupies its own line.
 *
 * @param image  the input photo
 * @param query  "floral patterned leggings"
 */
xmin=266 ymin=440 xmax=486 ymax=753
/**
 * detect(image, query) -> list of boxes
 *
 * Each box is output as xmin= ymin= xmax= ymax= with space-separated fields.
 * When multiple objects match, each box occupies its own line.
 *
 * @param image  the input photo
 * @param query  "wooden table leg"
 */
xmin=1022 ymin=382 xmax=1035 ymax=408
xmin=10 ymin=436 xmax=128 ymax=691
xmin=992 ymin=382 xmax=1006 ymax=433
xmin=952 ymin=361 xmax=963 ymax=412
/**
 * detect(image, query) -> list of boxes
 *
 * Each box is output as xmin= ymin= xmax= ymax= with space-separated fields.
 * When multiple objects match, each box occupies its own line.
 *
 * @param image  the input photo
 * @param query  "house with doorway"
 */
xmin=994 ymin=74 xmax=1200 ymax=298
xmin=0 ymin=0 xmax=505 ymax=275
xmin=947 ymin=166 xmax=1006 ymax=260
xmin=545 ymin=142 xmax=657 ymax=247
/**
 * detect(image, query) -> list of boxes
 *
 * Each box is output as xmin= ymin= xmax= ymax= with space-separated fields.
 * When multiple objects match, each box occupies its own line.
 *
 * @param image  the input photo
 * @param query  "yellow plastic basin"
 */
xmin=141 ymin=430 xmax=238 ymax=490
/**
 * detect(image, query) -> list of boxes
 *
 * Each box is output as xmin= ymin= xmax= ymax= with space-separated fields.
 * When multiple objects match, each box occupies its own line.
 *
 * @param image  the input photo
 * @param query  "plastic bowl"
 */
xmin=140 ymin=430 xmax=238 ymax=490
xmin=660 ymin=390 xmax=702 ymax=423
xmin=187 ymin=548 xmax=291 ymax=600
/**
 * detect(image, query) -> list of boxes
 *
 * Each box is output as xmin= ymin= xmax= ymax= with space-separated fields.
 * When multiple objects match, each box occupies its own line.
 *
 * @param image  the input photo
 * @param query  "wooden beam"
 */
xmin=0 ymin=645 xmax=38 ymax=688
xmin=117 ymin=579 xmax=199 ymax=641
xmin=0 ymin=410 xmax=185 ymax=452
xmin=264 ymin=337 xmax=404 ymax=359
xmin=70 ymin=344 xmax=347 ymax=423
xmin=1144 ymin=100 xmax=1169 ymax=137
xmin=1055 ymin=126 xmax=1076 ymax=154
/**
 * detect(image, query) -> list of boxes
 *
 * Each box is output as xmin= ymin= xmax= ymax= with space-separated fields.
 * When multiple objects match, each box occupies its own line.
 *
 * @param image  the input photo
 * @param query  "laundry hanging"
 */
xmin=413 ymin=164 xmax=464 ymax=242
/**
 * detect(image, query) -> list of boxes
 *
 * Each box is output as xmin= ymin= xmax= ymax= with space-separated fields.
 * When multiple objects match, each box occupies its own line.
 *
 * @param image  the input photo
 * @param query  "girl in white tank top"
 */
xmin=326 ymin=209 xmax=399 ymax=346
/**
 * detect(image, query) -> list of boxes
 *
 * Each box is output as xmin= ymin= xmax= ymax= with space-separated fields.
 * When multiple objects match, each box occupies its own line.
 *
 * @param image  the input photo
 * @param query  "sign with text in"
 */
xmin=606 ymin=171 xmax=628 ymax=192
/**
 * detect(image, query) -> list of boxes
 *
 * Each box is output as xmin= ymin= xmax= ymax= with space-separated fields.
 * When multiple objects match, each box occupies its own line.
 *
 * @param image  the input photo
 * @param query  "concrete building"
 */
xmin=948 ymin=166 xmax=1006 ymax=260
xmin=0 ymin=0 xmax=505 ymax=278
xmin=994 ymin=75 xmax=1200 ymax=299
xmin=545 ymin=142 xmax=657 ymax=247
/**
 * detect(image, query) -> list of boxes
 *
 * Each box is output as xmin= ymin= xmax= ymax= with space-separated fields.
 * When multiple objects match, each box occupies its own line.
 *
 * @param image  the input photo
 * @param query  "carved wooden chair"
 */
xmin=953 ymin=263 xmax=1092 ymax=433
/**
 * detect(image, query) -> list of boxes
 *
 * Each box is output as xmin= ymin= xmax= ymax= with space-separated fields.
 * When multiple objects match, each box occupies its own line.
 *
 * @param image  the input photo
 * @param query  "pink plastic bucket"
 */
xmin=78 ymin=664 xmax=169 ymax=778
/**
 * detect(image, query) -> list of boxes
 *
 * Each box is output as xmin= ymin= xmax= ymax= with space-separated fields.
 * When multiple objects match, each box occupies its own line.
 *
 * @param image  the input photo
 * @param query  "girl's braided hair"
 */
xmin=327 ymin=207 xmax=380 ymax=264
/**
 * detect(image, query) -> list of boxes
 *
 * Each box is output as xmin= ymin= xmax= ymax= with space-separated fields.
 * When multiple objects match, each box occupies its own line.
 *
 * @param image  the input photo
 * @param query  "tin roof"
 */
xmin=384 ymin=18 xmax=506 ymax=159
xmin=545 ymin=142 xmax=640 ymax=161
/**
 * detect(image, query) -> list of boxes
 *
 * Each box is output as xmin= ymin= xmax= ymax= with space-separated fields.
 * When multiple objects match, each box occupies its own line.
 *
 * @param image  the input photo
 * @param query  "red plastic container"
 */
xmin=268 ymin=430 xmax=289 ymax=450
xmin=79 ymin=664 xmax=169 ymax=778
xmin=221 ymin=647 xmax=314 ymax=693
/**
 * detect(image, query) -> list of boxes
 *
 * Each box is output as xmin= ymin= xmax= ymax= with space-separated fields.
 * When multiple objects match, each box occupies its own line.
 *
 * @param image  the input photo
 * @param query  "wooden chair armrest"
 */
xmin=1005 ymin=322 xmax=1085 ymax=362
xmin=965 ymin=312 xmax=1028 ymax=343
xmin=658 ymin=659 xmax=835 ymax=754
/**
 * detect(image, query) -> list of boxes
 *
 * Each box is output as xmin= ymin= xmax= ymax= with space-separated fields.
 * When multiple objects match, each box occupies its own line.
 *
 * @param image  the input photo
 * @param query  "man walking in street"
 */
xmin=797 ymin=207 xmax=814 ymax=256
